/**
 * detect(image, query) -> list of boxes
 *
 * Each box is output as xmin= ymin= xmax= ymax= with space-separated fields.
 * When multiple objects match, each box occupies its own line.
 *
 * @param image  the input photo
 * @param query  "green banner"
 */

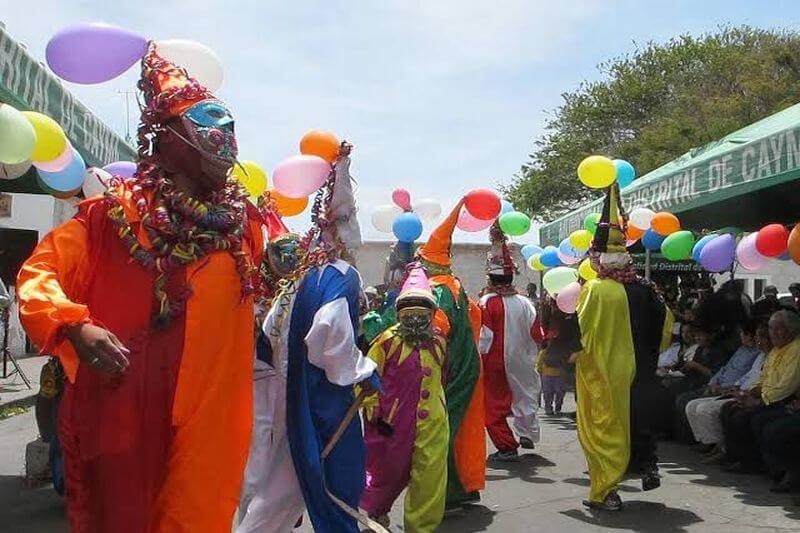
xmin=540 ymin=103 xmax=800 ymax=245
xmin=0 ymin=25 xmax=135 ymax=173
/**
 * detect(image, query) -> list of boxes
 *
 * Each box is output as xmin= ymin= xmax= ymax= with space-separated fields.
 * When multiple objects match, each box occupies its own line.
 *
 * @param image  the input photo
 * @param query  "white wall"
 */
xmin=357 ymin=240 xmax=539 ymax=298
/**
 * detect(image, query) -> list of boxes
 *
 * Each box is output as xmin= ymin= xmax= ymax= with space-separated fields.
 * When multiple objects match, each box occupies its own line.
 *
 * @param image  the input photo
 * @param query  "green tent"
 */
xmin=0 ymin=24 xmax=135 ymax=194
xmin=539 ymin=102 xmax=800 ymax=245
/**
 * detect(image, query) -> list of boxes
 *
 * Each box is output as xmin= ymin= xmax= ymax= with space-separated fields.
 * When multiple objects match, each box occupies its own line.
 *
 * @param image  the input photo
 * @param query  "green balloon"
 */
xmin=0 ymin=104 xmax=36 ymax=165
xmin=661 ymin=230 xmax=696 ymax=261
xmin=543 ymin=266 xmax=579 ymax=295
xmin=584 ymin=213 xmax=601 ymax=235
xmin=499 ymin=211 xmax=531 ymax=236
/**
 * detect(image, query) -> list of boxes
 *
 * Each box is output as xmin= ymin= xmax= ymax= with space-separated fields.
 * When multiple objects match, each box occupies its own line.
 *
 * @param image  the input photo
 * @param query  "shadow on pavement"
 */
xmin=485 ymin=453 xmax=557 ymax=484
xmin=439 ymin=503 xmax=497 ymax=532
xmin=560 ymin=501 xmax=703 ymax=532
xmin=0 ymin=475 xmax=66 ymax=533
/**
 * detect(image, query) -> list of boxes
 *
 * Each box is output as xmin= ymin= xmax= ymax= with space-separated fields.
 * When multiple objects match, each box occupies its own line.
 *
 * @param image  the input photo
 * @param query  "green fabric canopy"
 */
xmin=540 ymin=102 xmax=800 ymax=245
xmin=0 ymin=24 xmax=135 ymax=194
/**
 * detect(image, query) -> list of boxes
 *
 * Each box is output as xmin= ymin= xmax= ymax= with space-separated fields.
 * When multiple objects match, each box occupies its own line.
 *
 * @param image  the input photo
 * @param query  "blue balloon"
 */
xmin=540 ymin=246 xmax=562 ymax=267
xmin=642 ymin=229 xmax=665 ymax=251
xmin=501 ymin=200 xmax=514 ymax=215
xmin=38 ymin=148 xmax=85 ymax=192
xmin=521 ymin=244 xmax=543 ymax=260
xmin=559 ymin=238 xmax=582 ymax=259
xmin=392 ymin=212 xmax=423 ymax=243
xmin=692 ymin=234 xmax=717 ymax=263
xmin=614 ymin=159 xmax=636 ymax=189
xmin=777 ymin=251 xmax=792 ymax=261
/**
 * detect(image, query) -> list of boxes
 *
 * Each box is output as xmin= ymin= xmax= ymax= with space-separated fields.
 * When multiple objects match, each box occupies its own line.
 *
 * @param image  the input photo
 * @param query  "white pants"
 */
xmin=685 ymin=396 xmax=734 ymax=445
xmin=237 ymin=371 xmax=305 ymax=533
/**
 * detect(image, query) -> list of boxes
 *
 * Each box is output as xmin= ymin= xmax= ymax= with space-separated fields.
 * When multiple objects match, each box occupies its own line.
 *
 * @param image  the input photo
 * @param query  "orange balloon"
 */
xmin=270 ymin=188 xmax=309 ymax=217
xmin=626 ymin=224 xmax=645 ymax=240
xmin=651 ymin=212 xmax=681 ymax=236
xmin=788 ymin=223 xmax=800 ymax=265
xmin=300 ymin=129 xmax=340 ymax=163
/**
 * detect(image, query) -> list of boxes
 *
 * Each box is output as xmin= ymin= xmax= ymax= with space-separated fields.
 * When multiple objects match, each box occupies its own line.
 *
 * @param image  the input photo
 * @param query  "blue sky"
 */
xmin=3 ymin=1 xmax=799 ymax=243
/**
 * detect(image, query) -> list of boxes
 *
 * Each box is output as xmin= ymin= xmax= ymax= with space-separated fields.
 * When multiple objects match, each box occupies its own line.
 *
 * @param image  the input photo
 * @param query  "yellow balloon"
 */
xmin=528 ymin=254 xmax=547 ymax=271
xmin=577 ymin=155 xmax=617 ymax=189
xmin=231 ymin=160 xmax=268 ymax=197
xmin=578 ymin=258 xmax=598 ymax=281
xmin=569 ymin=229 xmax=593 ymax=250
xmin=22 ymin=111 xmax=67 ymax=163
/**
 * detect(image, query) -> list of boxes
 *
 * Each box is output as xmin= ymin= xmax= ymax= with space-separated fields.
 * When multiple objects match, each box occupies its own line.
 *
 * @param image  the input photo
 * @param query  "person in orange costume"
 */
xmin=16 ymin=43 xmax=264 ymax=533
xmin=417 ymin=198 xmax=486 ymax=507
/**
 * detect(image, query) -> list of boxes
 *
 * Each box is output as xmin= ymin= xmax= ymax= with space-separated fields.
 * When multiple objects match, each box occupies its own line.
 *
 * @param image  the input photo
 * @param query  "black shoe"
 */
xmin=583 ymin=491 xmax=622 ymax=512
xmin=642 ymin=472 xmax=661 ymax=491
xmin=519 ymin=437 xmax=535 ymax=450
xmin=488 ymin=450 xmax=519 ymax=462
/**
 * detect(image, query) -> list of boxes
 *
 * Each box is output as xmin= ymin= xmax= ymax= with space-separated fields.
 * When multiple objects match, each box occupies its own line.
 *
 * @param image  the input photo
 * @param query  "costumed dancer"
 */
xmin=273 ymin=145 xmax=380 ymax=533
xmin=17 ymin=44 xmax=263 ymax=532
xmin=478 ymin=224 xmax=541 ymax=460
xmin=362 ymin=240 xmax=416 ymax=345
xmin=575 ymin=184 xmax=673 ymax=511
xmin=361 ymin=264 xmax=449 ymax=532
xmin=237 ymin=206 xmax=304 ymax=533
xmin=417 ymin=199 xmax=486 ymax=507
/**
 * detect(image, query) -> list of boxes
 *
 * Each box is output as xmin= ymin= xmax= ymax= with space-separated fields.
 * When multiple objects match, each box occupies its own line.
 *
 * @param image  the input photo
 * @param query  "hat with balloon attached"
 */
xmin=590 ymin=182 xmax=630 ymax=268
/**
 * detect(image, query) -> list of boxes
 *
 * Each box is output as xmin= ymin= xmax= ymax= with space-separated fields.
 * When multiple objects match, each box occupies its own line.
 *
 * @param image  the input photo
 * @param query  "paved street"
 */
xmin=1 ymin=400 xmax=798 ymax=532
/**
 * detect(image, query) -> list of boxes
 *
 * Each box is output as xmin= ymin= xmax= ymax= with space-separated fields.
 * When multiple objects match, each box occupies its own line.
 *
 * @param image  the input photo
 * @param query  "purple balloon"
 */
xmin=699 ymin=234 xmax=736 ymax=272
xmin=103 ymin=161 xmax=137 ymax=178
xmin=46 ymin=23 xmax=148 ymax=84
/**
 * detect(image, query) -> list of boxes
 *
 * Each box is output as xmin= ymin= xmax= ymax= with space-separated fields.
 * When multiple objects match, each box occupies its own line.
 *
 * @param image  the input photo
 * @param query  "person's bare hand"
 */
xmin=66 ymin=323 xmax=130 ymax=374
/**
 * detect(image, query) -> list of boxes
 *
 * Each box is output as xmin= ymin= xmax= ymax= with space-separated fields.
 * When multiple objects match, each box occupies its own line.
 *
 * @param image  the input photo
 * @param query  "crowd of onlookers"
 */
xmin=655 ymin=281 xmax=800 ymax=495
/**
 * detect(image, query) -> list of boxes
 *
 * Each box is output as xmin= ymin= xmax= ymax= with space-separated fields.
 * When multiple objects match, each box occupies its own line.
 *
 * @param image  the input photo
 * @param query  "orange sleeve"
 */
xmin=433 ymin=308 xmax=451 ymax=337
xmin=16 ymin=219 xmax=91 ymax=381
xmin=468 ymin=298 xmax=482 ymax=344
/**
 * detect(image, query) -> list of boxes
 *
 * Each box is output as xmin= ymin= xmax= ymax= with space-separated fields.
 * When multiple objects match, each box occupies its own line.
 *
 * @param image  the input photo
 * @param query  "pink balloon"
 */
xmin=103 ymin=161 xmax=137 ymax=178
xmin=273 ymin=155 xmax=331 ymax=199
xmin=392 ymin=188 xmax=412 ymax=211
xmin=557 ymin=249 xmax=581 ymax=265
xmin=457 ymin=209 xmax=494 ymax=232
xmin=556 ymin=281 xmax=582 ymax=313
xmin=33 ymin=142 xmax=74 ymax=172
xmin=736 ymin=233 xmax=768 ymax=271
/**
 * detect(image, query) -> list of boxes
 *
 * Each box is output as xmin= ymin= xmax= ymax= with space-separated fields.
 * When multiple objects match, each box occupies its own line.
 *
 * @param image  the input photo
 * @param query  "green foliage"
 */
xmin=506 ymin=26 xmax=800 ymax=221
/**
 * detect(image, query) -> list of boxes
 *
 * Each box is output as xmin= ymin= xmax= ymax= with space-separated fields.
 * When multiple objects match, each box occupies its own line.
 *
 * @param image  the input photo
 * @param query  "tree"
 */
xmin=506 ymin=26 xmax=800 ymax=222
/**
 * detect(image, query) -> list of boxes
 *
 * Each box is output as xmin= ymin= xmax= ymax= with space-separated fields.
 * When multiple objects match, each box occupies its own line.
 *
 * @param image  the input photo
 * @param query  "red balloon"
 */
xmin=464 ymin=188 xmax=501 ymax=221
xmin=755 ymin=223 xmax=789 ymax=257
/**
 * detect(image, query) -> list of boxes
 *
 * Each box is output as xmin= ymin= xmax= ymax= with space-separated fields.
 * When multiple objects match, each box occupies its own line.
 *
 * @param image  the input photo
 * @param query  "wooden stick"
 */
xmin=321 ymin=387 xmax=369 ymax=459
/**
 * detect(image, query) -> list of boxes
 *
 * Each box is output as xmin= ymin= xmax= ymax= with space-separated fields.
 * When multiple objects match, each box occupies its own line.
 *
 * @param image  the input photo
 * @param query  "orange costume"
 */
xmin=419 ymin=199 xmax=486 ymax=505
xmin=17 ymin=43 xmax=263 ymax=532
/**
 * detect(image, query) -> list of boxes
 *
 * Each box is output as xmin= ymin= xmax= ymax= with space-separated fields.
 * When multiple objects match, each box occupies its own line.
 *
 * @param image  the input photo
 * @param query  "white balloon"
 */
xmin=629 ymin=207 xmax=656 ymax=230
xmin=372 ymin=204 xmax=402 ymax=233
xmin=155 ymin=39 xmax=224 ymax=92
xmin=0 ymin=160 xmax=32 ymax=179
xmin=413 ymin=198 xmax=442 ymax=222
xmin=82 ymin=167 xmax=112 ymax=198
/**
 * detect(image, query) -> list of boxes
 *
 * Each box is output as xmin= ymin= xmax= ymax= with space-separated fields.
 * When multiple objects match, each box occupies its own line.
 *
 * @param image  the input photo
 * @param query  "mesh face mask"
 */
xmin=397 ymin=306 xmax=434 ymax=344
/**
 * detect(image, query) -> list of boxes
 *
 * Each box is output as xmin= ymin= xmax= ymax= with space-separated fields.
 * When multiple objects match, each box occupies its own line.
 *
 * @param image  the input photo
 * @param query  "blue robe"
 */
xmin=286 ymin=261 xmax=377 ymax=533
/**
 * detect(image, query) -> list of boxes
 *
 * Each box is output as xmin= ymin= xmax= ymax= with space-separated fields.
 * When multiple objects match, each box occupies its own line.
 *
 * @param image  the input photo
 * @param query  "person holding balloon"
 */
xmin=574 ymin=176 xmax=673 ymax=511
xmin=17 ymin=40 xmax=265 ymax=532
xmin=478 ymin=224 xmax=542 ymax=461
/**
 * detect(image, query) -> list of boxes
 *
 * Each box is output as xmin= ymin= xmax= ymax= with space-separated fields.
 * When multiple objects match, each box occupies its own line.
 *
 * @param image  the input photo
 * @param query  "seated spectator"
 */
xmin=752 ymin=286 xmax=782 ymax=320
xmin=657 ymin=322 xmax=694 ymax=375
xmin=789 ymin=282 xmax=800 ymax=310
xmin=673 ymin=321 xmax=760 ymax=443
xmin=721 ymin=310 xmax=800 ymax=473
xmin=761 ymin=395 xmax=800 ymax=493
xmin=685 ymin=322 xmax=770 ymax=462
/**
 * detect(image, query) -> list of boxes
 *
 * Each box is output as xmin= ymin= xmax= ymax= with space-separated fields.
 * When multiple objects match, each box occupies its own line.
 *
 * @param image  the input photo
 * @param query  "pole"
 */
xmin=645 ymin=249 xmax=652 ymax=281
